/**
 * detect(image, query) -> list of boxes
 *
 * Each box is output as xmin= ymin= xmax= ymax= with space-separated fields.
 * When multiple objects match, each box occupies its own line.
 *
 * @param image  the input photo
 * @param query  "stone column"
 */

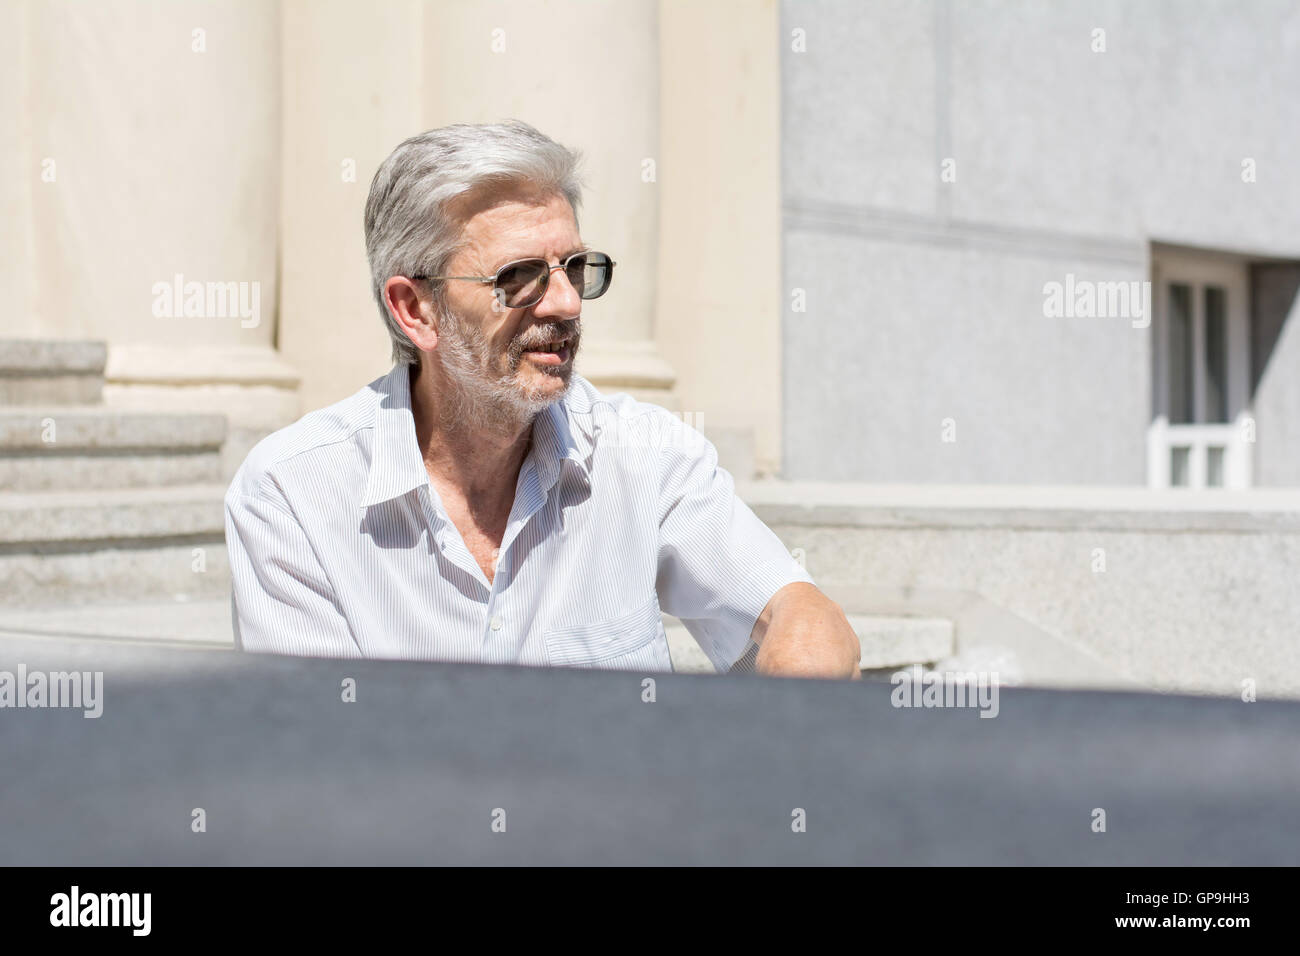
xmin=0 ymin=0 xmax=36 ymax=338
xmin=656 ymin=0 xmax=784 ymax=477
xmin=418 ymin=0 xmax=677 ymax=407
xmin=275 ymin=0 xmax=422 ymax=415
xmin=25 ymin=0 xmax=298 ymax=476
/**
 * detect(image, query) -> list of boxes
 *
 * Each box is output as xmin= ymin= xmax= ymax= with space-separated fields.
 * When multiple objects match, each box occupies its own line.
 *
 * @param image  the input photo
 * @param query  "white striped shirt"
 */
xmin=223 ymin=362 xmax=814 ymax=672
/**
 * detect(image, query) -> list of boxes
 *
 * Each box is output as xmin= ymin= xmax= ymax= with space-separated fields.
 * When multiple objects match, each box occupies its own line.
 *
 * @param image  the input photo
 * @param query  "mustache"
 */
xmin=513 ymin=320 xmax=581 ymax=353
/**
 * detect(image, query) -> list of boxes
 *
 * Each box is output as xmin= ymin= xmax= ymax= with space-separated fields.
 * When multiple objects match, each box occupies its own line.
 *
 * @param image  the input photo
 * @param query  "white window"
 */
xmin=1148 ymin=251 xmax=1252 ymax=489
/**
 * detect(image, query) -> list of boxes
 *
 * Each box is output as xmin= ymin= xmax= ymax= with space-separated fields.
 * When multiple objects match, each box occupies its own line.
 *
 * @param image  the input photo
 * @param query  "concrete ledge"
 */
xmin=665 ymin=611 xmax=957 ymax=675
xmin=757 ymin=489 xmax=1300 ymax=697
xmin=851 ymin=614 xmax=954 ymax=668
xmin=740 ymin=481 xmax=1300 ymax=533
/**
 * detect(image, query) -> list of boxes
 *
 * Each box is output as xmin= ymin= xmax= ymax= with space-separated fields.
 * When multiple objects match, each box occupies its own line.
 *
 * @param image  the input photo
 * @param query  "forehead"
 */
xmin=452 ymin=186 xmax=580 ymax=265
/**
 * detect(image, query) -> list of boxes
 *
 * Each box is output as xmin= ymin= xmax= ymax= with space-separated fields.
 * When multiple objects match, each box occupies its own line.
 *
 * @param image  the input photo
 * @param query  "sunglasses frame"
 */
xmin=412 ymin=250 xmax=616 ymax=310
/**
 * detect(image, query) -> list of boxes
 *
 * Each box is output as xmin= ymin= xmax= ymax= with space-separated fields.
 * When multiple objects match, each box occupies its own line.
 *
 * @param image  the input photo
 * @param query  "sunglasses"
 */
xmin=413 ymin=250 xmax=615 ymax=311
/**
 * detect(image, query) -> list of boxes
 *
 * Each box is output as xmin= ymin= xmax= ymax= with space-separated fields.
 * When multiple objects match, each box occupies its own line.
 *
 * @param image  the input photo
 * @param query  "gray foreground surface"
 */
xmin=1 ymin=635 xmax=1297 ymax=865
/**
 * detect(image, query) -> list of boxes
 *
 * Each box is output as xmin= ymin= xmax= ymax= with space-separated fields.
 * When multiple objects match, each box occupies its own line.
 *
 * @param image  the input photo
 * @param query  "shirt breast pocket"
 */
xmin=542 ymin=596 xmax=667 ymax=670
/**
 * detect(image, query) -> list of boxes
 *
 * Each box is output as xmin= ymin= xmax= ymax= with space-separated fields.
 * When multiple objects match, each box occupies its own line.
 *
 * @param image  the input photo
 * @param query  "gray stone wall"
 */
xmin=781 ymin=0 xmax=1300 ymax=483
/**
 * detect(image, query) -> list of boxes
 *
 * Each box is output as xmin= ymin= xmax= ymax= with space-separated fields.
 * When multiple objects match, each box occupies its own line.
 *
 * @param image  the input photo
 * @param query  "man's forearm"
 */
xmin=750 ymin=582 xmax=862 ymax=679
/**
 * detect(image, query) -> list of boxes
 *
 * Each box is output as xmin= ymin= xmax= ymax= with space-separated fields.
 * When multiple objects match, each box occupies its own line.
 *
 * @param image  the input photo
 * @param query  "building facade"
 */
xmin=2 ymin=0 xmax=1298 ymax=696
xmin=781 ymin=0 xmax=1300 ymax=487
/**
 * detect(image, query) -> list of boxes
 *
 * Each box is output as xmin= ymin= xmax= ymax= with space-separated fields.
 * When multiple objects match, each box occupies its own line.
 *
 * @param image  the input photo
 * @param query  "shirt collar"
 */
xmin=360 ymin=363 xmax=429 ymax=508
xmin=531 ymin=385 xmax=595 ymax=494
xmin=360 ymin=363 xmax=593 ymax=509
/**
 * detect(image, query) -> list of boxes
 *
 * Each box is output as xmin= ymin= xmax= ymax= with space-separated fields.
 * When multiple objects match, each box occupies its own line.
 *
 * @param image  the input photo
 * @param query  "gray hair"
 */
xmin=364 ymin=120 xmax=585 ymax=366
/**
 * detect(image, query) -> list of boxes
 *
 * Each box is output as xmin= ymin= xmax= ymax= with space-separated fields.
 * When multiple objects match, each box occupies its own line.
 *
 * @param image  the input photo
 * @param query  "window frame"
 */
xmin=1147 ymin=251 xmax=1253 ymax=489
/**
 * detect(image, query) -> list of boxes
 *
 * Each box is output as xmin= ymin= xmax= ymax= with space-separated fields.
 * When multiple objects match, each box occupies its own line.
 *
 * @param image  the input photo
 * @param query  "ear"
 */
xmin=384 ymin=276 xmax=440 ymax=352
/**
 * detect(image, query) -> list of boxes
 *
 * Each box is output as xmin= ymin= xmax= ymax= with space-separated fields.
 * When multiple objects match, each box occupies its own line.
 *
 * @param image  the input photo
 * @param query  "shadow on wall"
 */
xmin=1251 ymin=262 xmax=1300 ymax=397
xmin=1251 ymin=261 xmax=1300 ymax=484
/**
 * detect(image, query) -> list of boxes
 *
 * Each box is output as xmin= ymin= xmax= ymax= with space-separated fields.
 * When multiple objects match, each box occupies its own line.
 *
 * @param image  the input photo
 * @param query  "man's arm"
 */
xmin=750 ymin=582 xmax=862 ymax=680
xmin=224 ymin=485 xmax=362 ymax=658
xmin=649 ymin=402 xmax=858 ymax=678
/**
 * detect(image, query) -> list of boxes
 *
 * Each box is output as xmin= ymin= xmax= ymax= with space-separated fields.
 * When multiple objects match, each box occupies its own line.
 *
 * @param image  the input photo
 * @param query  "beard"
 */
xmin=433 ymin=305 xmax=580 ymax=434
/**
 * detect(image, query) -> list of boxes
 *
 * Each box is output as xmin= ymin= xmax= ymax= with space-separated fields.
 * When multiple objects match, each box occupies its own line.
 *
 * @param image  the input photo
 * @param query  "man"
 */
xmin=224 ymin=120 xmax=860 ymax=679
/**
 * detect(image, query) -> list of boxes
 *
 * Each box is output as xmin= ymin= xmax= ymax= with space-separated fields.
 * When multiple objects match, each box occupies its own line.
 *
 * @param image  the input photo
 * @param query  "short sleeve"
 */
xmin=654 ymin=415 xmax=814 ymax=672
xmin=224 ymin=482 xmax=362 ymax=659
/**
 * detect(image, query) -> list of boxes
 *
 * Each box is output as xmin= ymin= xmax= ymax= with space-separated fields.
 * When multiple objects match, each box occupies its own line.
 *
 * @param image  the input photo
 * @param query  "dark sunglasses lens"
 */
xmin=497 ymin=259 xmax=549 ymax=308
xmin=569 ymin=252 xmax=612 ymax=300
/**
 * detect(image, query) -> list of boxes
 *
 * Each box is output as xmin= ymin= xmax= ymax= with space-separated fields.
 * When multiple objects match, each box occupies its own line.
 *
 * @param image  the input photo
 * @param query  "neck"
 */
xmin=410 ymin=361 xmax=535 ymax=506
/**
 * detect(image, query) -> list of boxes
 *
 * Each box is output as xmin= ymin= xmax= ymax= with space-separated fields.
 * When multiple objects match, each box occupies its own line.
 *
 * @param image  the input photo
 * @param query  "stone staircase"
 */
xmin=0 ymin=340 xmax=231 ymax=607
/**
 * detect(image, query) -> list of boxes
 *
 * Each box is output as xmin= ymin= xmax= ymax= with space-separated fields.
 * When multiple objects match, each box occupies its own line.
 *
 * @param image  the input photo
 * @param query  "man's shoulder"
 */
xmin=566 ymin=372 xmax=679 ymax=427
xmin=226 ymin=371 xmax=385 ymax=502
xmin=566 ymin=373 xmax=710 ymax=459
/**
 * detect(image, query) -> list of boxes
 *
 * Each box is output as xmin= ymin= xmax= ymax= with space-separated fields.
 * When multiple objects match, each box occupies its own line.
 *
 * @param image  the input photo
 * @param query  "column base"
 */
xmin=104 ymin=345 xmax=302 ymax=480
xmin=573 ymin=339 xmax=678 ymax=410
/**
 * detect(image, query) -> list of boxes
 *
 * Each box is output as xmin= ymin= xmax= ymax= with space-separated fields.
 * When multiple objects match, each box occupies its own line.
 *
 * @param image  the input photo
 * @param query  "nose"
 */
xmin=532 ymin=263 xmax=582 ymax=318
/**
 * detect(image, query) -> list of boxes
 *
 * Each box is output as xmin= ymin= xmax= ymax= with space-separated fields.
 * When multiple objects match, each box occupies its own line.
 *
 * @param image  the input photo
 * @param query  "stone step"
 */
xmin=0 ymin=484 xmax=229 ymax=604
xmin=0 ymin=407 xmax=227 ymax=490
xmin=0 ymin=339 xmax=107 ymax=405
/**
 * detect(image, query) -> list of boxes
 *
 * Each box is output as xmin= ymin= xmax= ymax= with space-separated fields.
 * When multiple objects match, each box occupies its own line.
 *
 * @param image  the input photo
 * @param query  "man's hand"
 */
xmin=749 ymin=582 xmax=862 ymax=680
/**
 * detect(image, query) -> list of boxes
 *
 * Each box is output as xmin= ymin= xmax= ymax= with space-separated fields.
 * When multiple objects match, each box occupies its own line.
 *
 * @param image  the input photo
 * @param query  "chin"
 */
xmin=510 ymin=365 xmax=571 ymax=407
xmin=529 ymin=370 xmax=571 ymax=398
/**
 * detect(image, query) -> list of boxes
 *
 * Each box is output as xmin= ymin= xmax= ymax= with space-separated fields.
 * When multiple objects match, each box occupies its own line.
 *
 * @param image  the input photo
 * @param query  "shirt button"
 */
xmin=489 ymin=615 xmax=503 ymax=631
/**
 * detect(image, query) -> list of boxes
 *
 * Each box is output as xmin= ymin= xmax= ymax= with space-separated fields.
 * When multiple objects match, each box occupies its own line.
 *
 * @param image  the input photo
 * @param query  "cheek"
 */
xmin=489 ymin=318 xmax=524 ymax=354
xmin=489 ymin=330 xmax=514 ymax=359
